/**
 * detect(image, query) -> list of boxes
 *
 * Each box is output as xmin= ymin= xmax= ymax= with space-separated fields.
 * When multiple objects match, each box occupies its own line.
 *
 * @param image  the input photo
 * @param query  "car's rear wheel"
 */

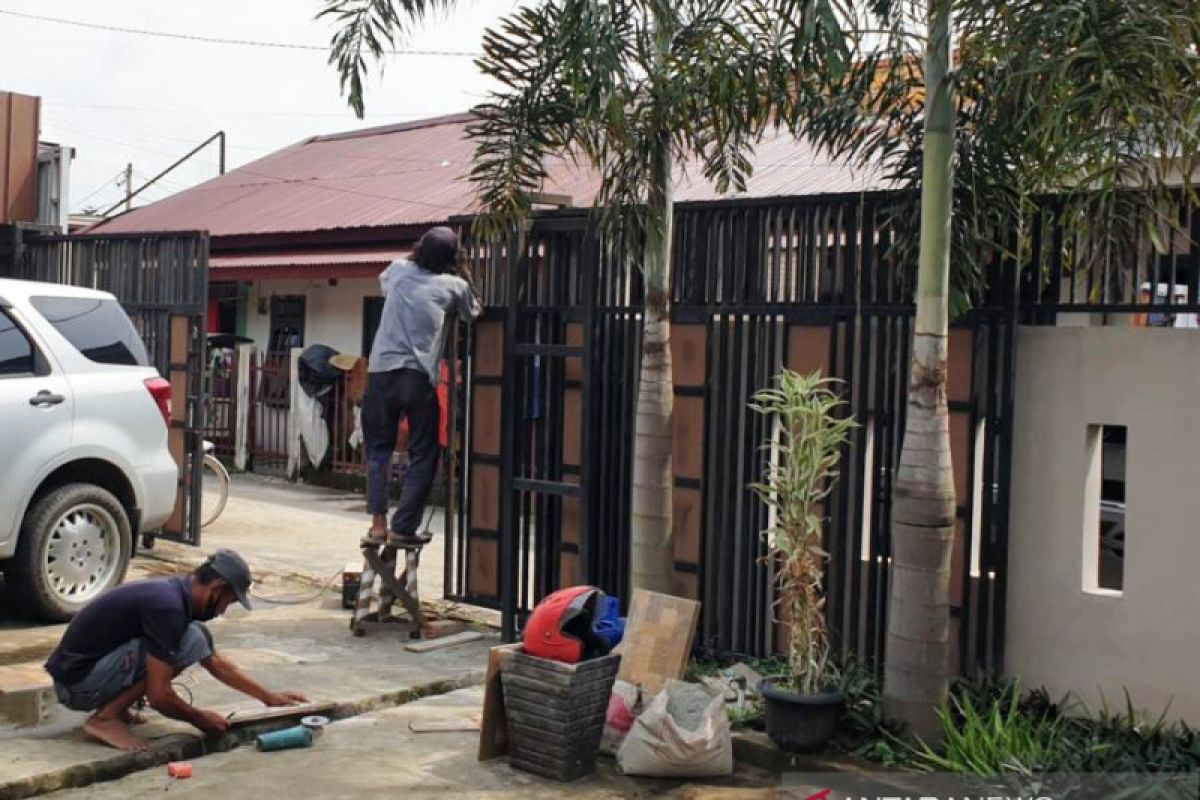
xmin=11 ymin=483 xmax=132 ymax=621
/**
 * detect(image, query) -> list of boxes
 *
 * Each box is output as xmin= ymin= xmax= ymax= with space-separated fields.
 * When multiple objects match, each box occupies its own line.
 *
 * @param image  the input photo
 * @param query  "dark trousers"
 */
xmin=362 ymin=368 xmax=440 ymax=536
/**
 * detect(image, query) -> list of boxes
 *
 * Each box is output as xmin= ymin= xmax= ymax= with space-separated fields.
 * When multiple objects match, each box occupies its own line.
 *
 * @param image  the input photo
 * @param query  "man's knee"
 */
xmin=53 ymin=638 xmax=144 ymax=712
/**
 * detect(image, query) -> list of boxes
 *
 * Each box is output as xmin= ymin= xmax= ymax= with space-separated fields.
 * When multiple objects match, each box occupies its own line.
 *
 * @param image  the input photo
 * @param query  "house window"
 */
xmin=362 ymin=296 xmax=385 ymax=358
xmin=268 ymin=295 xmax=306 ymax=354
xmin=1084 ymin=424 xmax=1126 ymax=595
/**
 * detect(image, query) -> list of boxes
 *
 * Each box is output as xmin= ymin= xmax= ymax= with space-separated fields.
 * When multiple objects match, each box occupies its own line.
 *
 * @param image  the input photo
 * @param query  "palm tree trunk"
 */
xmin=630 ymin=131 xmax=676 ymax=594
xmin=883 ymin=0 xmax=956 ymax=738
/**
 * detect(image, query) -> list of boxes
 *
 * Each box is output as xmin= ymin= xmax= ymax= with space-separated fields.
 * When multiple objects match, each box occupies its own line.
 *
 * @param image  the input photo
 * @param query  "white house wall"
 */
xmin=1006 ymin=326 xmax=1200 ymax=724
xmin=245 ymin=277 xmax=381 ymax=358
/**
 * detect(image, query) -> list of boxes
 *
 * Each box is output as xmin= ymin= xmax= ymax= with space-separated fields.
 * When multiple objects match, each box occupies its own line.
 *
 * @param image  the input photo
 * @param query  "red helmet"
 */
xmin=522 ymin=585 xmax=611 ymax=663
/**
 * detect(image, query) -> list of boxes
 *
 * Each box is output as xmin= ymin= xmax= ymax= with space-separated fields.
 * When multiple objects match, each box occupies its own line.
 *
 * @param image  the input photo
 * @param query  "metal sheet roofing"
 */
xmin=93 ymin=113 xmax=889 ymax=239
xmin=209 ymin=246 xmax=409 ymax=280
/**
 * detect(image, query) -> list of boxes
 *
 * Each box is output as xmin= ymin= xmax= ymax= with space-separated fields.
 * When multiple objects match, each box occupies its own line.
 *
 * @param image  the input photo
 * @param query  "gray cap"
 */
xmin=206 ymin=549 xmax=253 ymax=611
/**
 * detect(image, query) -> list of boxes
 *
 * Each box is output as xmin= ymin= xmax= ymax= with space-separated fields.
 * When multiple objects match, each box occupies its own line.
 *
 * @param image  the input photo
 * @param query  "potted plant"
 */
xmin=750 ymin=370 xmax=857 ymax=752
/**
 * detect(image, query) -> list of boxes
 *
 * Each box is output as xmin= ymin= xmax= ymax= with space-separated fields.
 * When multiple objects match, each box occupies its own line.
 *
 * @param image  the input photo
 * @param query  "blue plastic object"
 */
xmin=256 ymin=725 xmax=313 ymax=751
xmin=593 ymin=595 xmax=626 ymax=649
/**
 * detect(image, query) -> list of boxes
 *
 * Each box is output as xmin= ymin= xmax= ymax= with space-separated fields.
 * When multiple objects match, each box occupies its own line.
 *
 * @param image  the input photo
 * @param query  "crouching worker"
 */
xmin=44 ymin=549 xmax=308 ymax=751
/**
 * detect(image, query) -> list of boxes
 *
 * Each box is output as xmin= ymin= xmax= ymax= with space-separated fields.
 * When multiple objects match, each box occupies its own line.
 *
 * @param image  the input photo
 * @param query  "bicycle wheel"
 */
xmin=200 ymin=454 xmax=231 ymax=529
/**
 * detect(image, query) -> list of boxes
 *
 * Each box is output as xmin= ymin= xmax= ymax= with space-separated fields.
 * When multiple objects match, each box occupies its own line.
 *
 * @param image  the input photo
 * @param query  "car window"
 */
xmin=0 ymin=309 xmax=36 ymax=376
xmin=30 ymin=296 xmax=149 ymax=367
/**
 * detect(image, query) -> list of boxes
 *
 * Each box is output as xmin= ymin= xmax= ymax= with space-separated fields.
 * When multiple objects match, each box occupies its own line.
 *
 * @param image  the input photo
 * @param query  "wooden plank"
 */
xmin=615 ymin=589 xmax=701 ymax=698
xmin=477 ymin=643 xmax=521 ymax=761
xmin=0 ymin=663 xmax=52 ymax=695
xmin=409 ymin=715 xmax=481 ymax=733
xmin=403 ymin=630 xmax=483 ymax=653
xmin=224 ymin=701 xmax=337 ymax=727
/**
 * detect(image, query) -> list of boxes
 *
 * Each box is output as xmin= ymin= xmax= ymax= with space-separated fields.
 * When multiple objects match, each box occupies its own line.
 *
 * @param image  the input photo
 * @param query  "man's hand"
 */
xmin=263 ymin=690 xmax=309 ymax=707
xmin=194 ymin=709 xmax=230 ymax=736
xmin=458 ymin=263 xmax=476 ymax=289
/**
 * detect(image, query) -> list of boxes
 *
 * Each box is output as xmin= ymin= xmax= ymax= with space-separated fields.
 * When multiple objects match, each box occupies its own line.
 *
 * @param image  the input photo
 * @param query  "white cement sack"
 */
xmin=616 ymin=680 xmax=732 ymax=777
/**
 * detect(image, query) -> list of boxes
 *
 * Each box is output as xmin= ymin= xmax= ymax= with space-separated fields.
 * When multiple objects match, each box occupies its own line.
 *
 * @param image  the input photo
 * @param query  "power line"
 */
xmin=45 ymin=122 xmax=221 ymax=169
xmin=71 ymin=168 xmax=128 ymax=212
xmin=0 ymin=8 xmax=479 ymax=57
xmin=48 ymin=119 xmax=464 ymax=172
xmin=45 ymin=100 xmax=452 ymax=120
xmin=48 ymin=113 xmax=460 ymax=163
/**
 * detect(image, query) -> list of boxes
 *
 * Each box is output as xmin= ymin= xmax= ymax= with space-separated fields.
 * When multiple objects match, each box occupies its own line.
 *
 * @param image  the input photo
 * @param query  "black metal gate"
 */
xmin=450 ymin=215 xmax=641 ymax=640
xmin=2 ymin=229 xmax=210 ymax=546
xmin=454 ymin=196 xmax=1018 ymax=676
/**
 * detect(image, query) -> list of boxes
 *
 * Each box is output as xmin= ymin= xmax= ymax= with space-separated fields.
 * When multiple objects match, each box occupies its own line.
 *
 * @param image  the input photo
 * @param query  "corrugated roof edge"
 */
xmin=306 ymin=112 xmax=479 ymax=144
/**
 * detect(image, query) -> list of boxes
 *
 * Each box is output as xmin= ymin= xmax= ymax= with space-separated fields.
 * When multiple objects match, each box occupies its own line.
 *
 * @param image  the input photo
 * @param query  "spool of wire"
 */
xmin=301 ymin=715 xmax=330 ymax=737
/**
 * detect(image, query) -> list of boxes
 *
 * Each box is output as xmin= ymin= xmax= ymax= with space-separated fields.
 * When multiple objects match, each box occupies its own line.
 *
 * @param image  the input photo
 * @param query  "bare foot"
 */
xmin=121 ymin=708 xmax=148 ymax=725
xmin=83 ymin=716 xmax=150 ymax=751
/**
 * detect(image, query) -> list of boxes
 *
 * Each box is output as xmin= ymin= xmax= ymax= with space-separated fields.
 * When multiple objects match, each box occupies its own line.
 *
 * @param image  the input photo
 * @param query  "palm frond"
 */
xmin=320 ymin=0 xmax=455 ymax=117
xmin=786 ymin=0 xmax=1200 ymax=311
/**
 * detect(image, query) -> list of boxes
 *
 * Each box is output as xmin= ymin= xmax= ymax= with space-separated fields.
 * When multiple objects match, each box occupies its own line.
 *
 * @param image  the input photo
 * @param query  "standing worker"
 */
xmin=363 ymin=226 xmax=482 ymax=546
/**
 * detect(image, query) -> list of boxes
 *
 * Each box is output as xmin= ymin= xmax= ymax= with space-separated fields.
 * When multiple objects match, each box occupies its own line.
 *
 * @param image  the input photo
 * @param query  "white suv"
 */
xmin=0 ymin=279 xmax=178 ymax=620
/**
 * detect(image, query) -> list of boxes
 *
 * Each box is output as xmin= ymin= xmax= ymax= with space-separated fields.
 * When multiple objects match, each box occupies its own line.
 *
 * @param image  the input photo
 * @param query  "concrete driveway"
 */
xmin=0 ymin=475 xmax=795 ymax=800
xmin=1 ymin=475 xmax=500 ymax=798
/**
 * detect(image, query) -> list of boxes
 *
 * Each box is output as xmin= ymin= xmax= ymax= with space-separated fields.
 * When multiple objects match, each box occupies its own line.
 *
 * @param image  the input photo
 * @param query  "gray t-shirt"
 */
xmin=368 ymin=259 xmax=482 ymax=383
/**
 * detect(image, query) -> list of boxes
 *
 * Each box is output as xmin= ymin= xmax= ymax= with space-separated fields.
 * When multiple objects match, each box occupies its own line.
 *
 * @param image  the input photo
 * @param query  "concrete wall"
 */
xmin=245 ymin=278 xmax=380 ymax=357
xmin=1006 ymin=326 xmax=1200 ymax=724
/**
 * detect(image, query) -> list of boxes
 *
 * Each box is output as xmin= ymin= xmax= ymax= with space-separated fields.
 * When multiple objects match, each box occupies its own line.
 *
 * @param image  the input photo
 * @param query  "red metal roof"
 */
xmin=93 ymin=113 xmax=889 ymax=239
xmin=209 ymin=246 xmax=409 ymax=281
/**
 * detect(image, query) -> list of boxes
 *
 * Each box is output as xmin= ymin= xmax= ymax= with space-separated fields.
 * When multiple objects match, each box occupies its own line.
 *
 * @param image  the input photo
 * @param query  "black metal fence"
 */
xmin=452 ymin=189 xmax=1198 ymax=676
xmin=1 ymin=229 xmax=210 ymax=545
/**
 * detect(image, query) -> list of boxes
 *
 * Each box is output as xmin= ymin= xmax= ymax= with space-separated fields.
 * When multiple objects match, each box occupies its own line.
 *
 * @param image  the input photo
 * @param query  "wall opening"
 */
xmin=1085 ymin=424 xmax=1126 ymax=595
xmin=859 ymin=414 xmax=875 ymax=562
xmin=970 ymin=419 xmax=986 ymax=578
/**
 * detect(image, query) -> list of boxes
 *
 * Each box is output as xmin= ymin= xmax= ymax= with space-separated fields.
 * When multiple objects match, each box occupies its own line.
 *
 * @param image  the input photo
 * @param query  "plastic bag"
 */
xmin=616 ymin=680 xmax=733 ymax=777
xmin=600 ymin=679 xmax=641 ymax=755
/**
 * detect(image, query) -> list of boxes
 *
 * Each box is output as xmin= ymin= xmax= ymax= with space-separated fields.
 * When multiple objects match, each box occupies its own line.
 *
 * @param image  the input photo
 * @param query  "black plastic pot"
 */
xmin=759 ymin=679 xmax=845 ymax=752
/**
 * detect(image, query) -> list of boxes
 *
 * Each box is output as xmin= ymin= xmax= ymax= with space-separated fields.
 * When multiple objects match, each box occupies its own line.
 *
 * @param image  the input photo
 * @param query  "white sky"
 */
xmin=0 ymin=0 xmax=515 ymax=215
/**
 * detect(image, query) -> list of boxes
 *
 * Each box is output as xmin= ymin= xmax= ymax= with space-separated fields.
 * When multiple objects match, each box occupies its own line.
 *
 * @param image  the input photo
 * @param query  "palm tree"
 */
xmin=788 ymin=0 xmax=1200 ymax=735
xmin=322 ymin=0 xmax=849 ymax=594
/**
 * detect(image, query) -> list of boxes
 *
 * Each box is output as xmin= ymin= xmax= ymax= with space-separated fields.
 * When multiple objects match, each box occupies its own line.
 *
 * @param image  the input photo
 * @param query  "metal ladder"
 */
xmin=350 ymin=535 xmax=429 ymax=638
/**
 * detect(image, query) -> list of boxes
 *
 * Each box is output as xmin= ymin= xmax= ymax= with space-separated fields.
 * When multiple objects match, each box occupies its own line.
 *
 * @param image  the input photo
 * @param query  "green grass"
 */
xmin=910 ymin=681 xmax=1200 ymax=776
xmin=911 ymin=682 xmax=1071 ymax=774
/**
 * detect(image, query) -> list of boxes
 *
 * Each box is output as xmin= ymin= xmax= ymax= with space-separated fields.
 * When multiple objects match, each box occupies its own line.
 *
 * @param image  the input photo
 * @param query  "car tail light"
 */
xmin=144 ymin=377 xmax=172 ymax=427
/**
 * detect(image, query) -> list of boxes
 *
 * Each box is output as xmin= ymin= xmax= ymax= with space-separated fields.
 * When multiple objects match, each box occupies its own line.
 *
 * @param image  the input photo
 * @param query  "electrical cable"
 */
xmin=71 ymin=168 xmax=128 ymax=211
xmin=0 ymin=8 xmax=479 ymax=57
xmin=249 ymin=569 xmax=343 ymax=605
xmin=48 ymin=112 xmax=471 ymax=166
xmin=173 ymin=683 xmax=194 ymax=704
xmin=46 ymin=100 xmax=462 ymax=120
